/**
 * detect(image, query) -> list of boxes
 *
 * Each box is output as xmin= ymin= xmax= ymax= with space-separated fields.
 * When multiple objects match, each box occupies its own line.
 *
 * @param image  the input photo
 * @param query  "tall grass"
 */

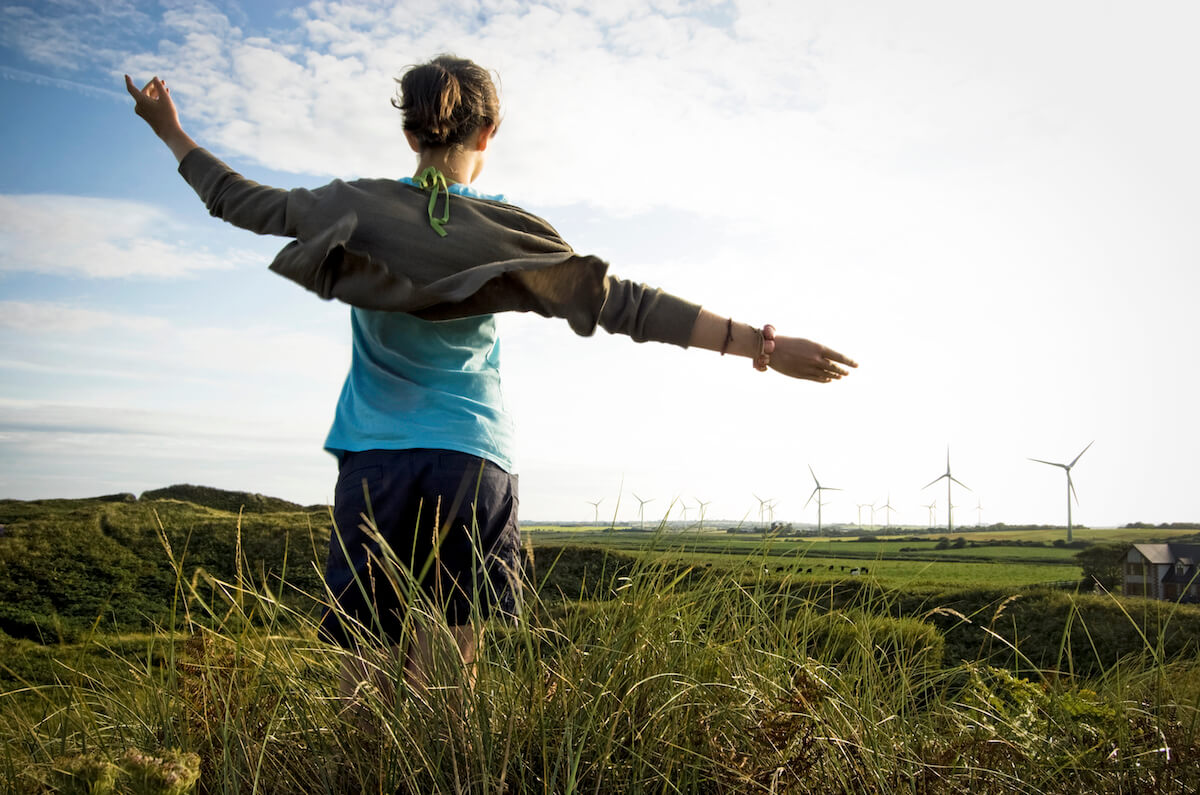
xmin=2 ymin=516 xmax=1198 ymax=794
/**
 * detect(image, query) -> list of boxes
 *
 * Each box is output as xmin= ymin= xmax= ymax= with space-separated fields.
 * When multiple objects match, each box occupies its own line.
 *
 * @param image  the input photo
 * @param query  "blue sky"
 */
xmin=2 ymin=0 xmax=1198 ymax=527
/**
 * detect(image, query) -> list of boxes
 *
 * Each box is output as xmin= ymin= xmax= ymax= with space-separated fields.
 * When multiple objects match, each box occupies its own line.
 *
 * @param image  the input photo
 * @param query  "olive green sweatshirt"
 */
xmin=178 ymin=148 xmax=701 ymax=347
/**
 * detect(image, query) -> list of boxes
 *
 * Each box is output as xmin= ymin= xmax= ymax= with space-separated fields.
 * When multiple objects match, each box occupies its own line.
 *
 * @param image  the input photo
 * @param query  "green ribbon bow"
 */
xmin=415 ymin=166 xmax=451 ymax=237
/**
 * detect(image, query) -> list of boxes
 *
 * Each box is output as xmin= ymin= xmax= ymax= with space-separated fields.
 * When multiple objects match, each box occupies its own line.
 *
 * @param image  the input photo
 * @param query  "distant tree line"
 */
xmin=1121 ymin=521 xmax=1200 ymax=531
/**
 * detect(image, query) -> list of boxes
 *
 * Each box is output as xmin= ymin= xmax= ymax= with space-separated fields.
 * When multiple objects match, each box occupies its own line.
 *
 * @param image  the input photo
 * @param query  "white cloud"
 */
xmin=0 ymin=65 xmax=125 ymax=100
xmin=0 ymin=194 xmax=249 ymax=278
xmin=17 ymin=0 xmax=1196 ymax=222
xmin=0 ymin=301 xmax=166 ymax=333
xmin=0 ymin=301 xmax=348 ymax=382
xmin=0 ymin=0 xmax=152 ymax=71
xmin=0 ymin=397 xmax=312 ymax=443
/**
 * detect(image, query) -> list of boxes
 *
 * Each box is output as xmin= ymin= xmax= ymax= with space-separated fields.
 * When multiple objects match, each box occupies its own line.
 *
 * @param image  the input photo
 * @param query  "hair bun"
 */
xmin=394 ymin=55 xmax=500 ymax=149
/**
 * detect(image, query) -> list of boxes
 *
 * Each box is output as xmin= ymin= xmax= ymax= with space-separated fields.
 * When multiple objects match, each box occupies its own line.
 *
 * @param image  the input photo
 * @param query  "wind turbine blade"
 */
xmin=824 ymin=486 xmax=843 ymax=492
xmin=923 ymin=474 xmax=946 ymax=490
xmin=950 ymin=476 xmax=971 ymax=491
xmin=1069 ymin=440 xmax=1095 ymax=468
xmin=1068 ymin=473 xmax=1079 ymax=505
xmin=805 ymin=487 xmax=818 ymax=508
xmin=1029 ymin=457 xmax=1067 ymax=469
xmin=808 ymin=464 xmax=820 ymax=488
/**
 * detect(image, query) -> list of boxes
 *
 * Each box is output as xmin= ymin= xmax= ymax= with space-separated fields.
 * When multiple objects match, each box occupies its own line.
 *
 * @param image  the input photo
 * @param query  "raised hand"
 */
xmin=124 ymin=75 xmax=197 ymax=162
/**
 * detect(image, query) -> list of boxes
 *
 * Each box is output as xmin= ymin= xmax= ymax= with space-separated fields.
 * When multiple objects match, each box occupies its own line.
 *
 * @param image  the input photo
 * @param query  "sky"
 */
xmin=1 ymin=0 xmax=1198 ymax=528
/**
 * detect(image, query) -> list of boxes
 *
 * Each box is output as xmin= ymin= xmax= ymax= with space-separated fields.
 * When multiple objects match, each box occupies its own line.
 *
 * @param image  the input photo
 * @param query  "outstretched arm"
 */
xmin=688 ymin=309 xmax=856 ymax=383
xmin=126 ymin=74 xmax=300 ymax=237
xmin=125 ymin=75 xmax=198 ymax=163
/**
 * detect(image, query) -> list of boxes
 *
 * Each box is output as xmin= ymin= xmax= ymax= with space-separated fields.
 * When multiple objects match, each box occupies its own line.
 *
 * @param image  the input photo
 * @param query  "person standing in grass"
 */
xmin=125 ymin=55 xmax=856 ymax=709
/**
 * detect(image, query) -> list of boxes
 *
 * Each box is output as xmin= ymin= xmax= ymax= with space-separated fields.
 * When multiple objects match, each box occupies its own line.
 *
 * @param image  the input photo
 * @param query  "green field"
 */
xmin=3 ymin=492 xmax=1199 ymax=793
xmin=527 ymin=529 xmax=1082 ymax=585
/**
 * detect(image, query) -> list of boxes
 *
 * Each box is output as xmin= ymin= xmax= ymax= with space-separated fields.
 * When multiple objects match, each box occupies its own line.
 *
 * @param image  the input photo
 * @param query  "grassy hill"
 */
xmin=2 ymin=491 xmax=1200 ymax=792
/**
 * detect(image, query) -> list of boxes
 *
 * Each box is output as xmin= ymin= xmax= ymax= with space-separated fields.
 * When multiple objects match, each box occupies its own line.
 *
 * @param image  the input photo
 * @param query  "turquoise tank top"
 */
xmin=323 ymin=180 xmax=515 ymax=472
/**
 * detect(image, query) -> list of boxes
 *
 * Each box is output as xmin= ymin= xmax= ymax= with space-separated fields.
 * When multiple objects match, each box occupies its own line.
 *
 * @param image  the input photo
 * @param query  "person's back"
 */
xmin=125 ymin=50 xmax=857 ymax=734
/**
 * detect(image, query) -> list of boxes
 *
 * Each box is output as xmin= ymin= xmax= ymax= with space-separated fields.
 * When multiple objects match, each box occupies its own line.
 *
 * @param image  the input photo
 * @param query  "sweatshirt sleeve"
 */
xmin=177 ymin=148 xmax=701 ymax=346
xmin=596 ymin=276 xmax=702 ymax=348
xmin=177 ymin=147 xmax=318 ymax=238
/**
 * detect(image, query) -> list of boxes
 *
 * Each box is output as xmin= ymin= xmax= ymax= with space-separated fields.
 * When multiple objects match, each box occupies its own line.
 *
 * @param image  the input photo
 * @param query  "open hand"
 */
xmin=769 ymin=336 xmax=857 ymax=382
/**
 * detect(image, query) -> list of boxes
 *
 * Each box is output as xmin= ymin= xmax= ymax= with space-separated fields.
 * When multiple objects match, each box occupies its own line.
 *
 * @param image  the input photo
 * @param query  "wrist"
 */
xmin=723 ymin=321 xmax=774 ymax=363
xmin=161 ymin=128 xmax=198 ymax=163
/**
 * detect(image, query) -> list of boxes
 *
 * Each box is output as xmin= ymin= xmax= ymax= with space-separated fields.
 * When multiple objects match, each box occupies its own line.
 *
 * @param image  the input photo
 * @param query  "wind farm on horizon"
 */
xmin=565 ymin=443 xmax=1103 ymax=535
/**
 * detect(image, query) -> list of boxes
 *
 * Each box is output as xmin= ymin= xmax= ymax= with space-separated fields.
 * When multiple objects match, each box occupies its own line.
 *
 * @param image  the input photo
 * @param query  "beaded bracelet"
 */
xmin=753 ymin=324 xmax=776 ymax=371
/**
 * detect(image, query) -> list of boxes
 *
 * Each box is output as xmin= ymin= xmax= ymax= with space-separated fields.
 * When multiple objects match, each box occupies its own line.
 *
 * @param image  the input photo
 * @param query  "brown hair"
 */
xmin=393 ymin=54 xmax=500 ymax=149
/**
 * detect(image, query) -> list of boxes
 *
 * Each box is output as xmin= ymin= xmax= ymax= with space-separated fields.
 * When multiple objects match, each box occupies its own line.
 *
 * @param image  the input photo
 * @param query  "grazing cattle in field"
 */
xmin=806 ymin=567 xmax=812 ymax=573
xmin=828 ymin=565 xmax=834 ymax=571
xmin=861 ymin=567 xmax=869 ymax=574
xmin=850 ymin=568 xmax=861 ymax=576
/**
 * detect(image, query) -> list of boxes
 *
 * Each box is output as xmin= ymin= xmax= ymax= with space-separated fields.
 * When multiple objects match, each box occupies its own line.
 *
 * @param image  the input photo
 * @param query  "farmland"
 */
xmin=2 ymin=491 xmax=1199 ymax=793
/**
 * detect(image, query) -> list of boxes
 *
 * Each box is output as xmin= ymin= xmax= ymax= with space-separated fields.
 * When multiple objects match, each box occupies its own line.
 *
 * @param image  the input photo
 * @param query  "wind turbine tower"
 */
xmin=586 ymin=499 xmax=603 ymax=524
xmin=877 ymin=494 xmax=897 ymax=528
xmin=923 ymin=449 xmax=971 ymax=533
xmin=923 ymin=499 xmax=937 ymax=529
xmin=1029 ymin=441 xmax=1094 ymax=543
xmin=632 ymin=493 xmax=654 ymax=530
xmin=753 ymin=494 xmax=773 ymax=529
xmin=806 ymin=465 xmax=841 ymax=534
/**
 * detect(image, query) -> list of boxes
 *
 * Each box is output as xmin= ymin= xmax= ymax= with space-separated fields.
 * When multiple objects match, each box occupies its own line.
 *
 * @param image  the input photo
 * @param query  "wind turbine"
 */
xmin=586 ymin=498 xmax=603 ymax=524
xmin=753 ymin=493 xmax=773 ymax=528
xmin=694 ymin=498 xmax=711 ymax=530
xmin=877 ymin=494 xmax=897 ymax=528
xmin=1029 ymin=441 xmax=1094 ymax=543
xmin=975 ymin=498 xmax=984 ymax=527
xmin=923 ymin=499 xmax=937 ymax=528
xmin=923 ymin=448 xmax=971 ymax=532
xmin=805 ymin=465 xmax=841 ymax=534
xmin=855 ymin=502 xmax=872 ymax=528
xmin=632 ymin=493 xmax=654 ymax=530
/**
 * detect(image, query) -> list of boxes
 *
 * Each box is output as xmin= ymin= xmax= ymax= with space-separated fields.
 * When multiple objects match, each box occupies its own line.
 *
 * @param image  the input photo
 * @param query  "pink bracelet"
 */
xmin=753 ymin=324 xmax=776 ymax=371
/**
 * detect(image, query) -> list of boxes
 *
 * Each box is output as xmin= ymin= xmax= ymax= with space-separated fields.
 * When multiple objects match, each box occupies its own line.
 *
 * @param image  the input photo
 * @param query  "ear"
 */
xmin=473 ymin=124 xmax=496 ymax=153
xmin=403 ymin=129 xmax=422 ymax=153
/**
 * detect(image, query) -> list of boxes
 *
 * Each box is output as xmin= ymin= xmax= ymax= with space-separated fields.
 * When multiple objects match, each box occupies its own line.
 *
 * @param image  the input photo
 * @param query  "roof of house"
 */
xmin=1132 ymin=543 xmax=1200 ymax=565
xmin=1162 ymin=564 xmax=1198 ymax=585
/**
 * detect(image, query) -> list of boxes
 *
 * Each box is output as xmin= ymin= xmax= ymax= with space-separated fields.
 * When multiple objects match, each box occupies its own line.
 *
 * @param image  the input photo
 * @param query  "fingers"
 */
xmin=125 ymin=75 xmax=168 ymax=101
xmin=821 ymin=346 xmax=858 ymax=368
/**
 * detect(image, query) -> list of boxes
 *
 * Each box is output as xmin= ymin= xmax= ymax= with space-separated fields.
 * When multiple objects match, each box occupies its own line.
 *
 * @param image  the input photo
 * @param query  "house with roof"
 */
xmin=1123 ymin=543 xmax=1200 ymax=601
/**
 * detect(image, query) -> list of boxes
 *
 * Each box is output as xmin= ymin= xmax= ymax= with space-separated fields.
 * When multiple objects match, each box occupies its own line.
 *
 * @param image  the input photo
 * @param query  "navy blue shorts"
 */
xmin=319 ymin=448 xmax=521 ymax=648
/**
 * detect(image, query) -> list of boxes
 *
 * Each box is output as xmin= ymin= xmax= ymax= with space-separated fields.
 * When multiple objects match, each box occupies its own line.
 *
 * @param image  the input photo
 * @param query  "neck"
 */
xmin=414 ymin=148 xmax=476 ymax=186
